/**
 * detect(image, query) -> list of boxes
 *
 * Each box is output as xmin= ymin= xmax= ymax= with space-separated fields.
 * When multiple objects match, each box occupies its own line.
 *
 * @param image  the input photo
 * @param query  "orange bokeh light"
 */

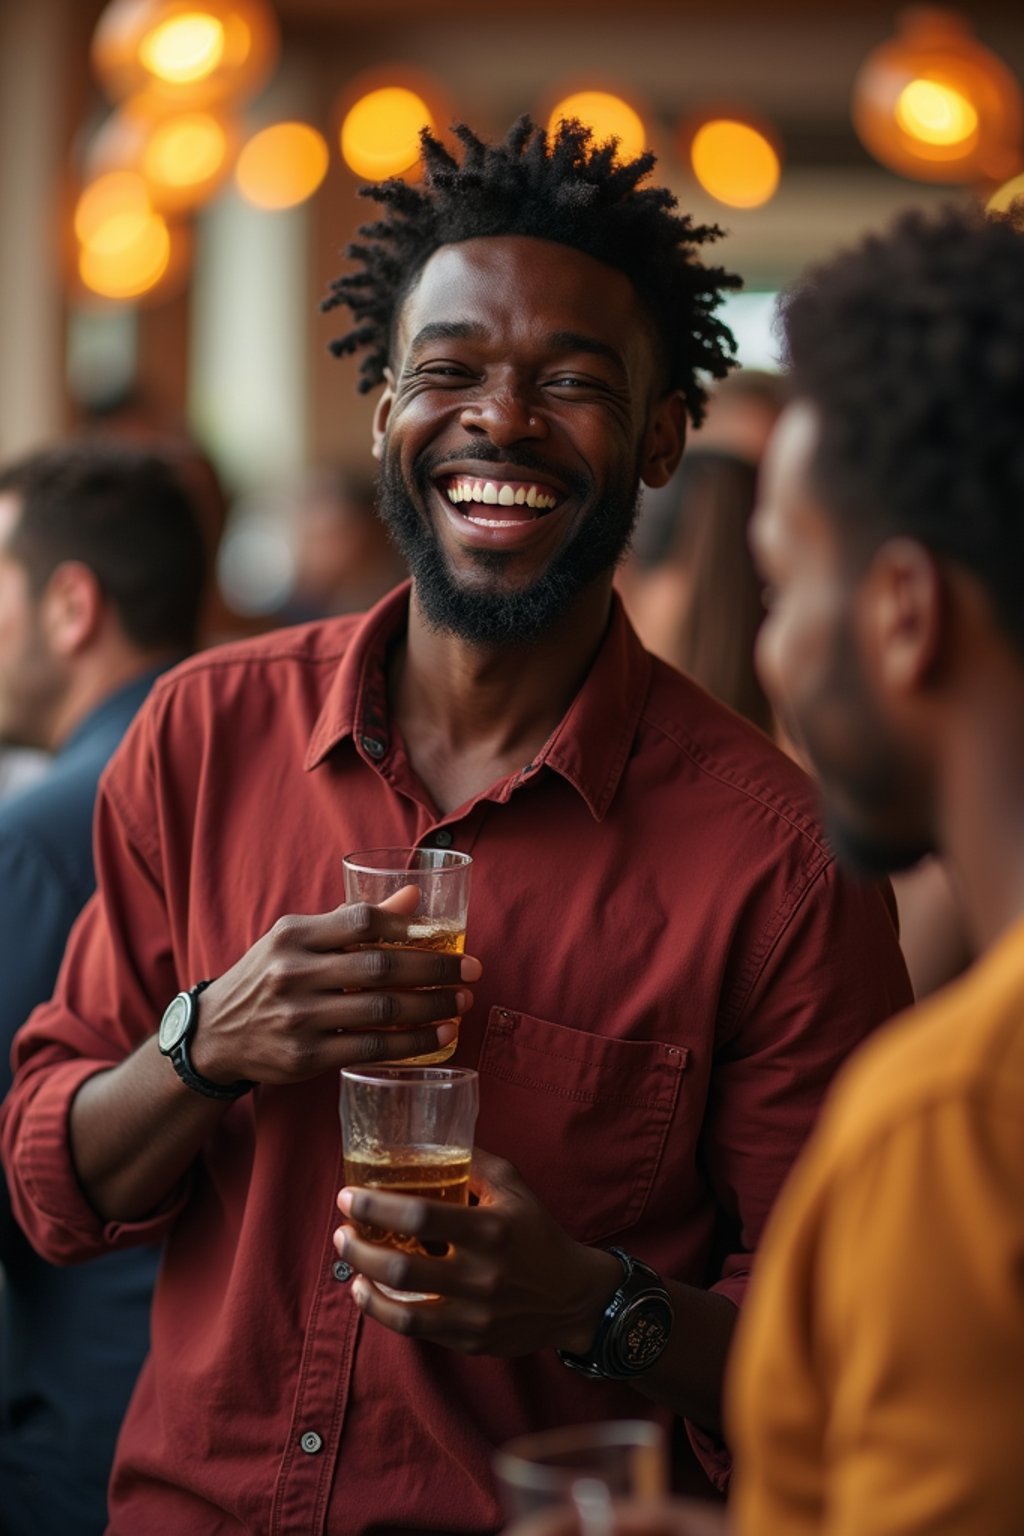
xmin=546 ymin=90 xmax=646 ymax=160
xmin=236 ymin=122 xmax=329 ymax=209
xmin=340 ymin=86 xmax=434 ymax=180
xmin=853 ymin=11 xmax=1022 ymax=183
xmin=690 ymin=119 xmax=781 ymax=208
xmin=92 ymin=0 xmax=278 ymax=108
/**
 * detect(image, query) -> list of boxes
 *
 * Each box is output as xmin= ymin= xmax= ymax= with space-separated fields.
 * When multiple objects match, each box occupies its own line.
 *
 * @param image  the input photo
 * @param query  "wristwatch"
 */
xmin=558 ymin=1247 xmax=674 ymax=1379
xmin=158 ymin=980 xmax=254 ymax=1102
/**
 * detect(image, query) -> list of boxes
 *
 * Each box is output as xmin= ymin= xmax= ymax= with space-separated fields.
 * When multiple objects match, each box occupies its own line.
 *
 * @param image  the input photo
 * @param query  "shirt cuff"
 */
xmin=9 ymin=1058 xmax=187 ymax=1263
xmin=683 ymin=1269 xmax=749 ymax=1493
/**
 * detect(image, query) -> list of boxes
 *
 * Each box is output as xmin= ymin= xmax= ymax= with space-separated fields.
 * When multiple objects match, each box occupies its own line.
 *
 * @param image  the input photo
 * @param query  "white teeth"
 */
xmin=444 ymin=477 xmax=559 ymax=512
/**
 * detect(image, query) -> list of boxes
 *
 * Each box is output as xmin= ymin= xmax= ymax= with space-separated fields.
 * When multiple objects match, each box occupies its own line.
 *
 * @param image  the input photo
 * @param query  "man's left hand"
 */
xmin=334 ymin=1147 xmax=621 ymax=1355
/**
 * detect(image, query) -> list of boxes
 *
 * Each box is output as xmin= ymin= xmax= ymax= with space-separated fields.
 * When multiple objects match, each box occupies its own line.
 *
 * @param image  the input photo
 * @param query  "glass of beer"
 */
xmin=339 ymin=1065 xmax=479 ymax=1301
xmin=494 ymin=1421 xmax=667 ymax=1524
xmin=342 ymin=846 xmax=472 ymax=1064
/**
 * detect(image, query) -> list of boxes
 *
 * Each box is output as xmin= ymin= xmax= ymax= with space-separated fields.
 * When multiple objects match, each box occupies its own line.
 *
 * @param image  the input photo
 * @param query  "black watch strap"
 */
xmin=558 ymin=1247 xmax=673 ymax=1380
xmin=167 ymin=980 xmax=255 ymax=1102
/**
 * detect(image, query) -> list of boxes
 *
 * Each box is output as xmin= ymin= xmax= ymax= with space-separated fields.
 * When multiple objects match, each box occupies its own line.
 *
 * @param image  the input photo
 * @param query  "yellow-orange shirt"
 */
xmin=728 ymin=915 xmax=1024 ymax=1535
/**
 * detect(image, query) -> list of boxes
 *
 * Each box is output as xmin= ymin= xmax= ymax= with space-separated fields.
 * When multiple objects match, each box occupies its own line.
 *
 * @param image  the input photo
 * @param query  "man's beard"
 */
xmin=375 ymin=445 xmax=642 ymax=647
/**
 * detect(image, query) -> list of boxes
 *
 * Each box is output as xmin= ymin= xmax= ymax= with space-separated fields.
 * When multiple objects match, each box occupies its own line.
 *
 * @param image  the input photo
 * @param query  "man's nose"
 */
xmin=459 ymin=390 xmax=548 ymax=447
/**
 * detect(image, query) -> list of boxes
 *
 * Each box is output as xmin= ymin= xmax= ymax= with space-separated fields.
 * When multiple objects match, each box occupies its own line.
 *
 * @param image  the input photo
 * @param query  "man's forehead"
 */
xmin=754 ymin=401 xmax=830 ymax=552
xmin=393 ymin=235 xmax=645 ymax=352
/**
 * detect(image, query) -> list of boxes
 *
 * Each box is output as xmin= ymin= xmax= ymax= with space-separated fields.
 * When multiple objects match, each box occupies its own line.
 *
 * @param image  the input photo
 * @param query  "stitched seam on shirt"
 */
xmin=480 ymin=1062 xmax=675 ymax=1111
xmin=640 ymin=706 xmax=828 ymax=855
xmin=728 ymin=853 xmax=832 ymax=1033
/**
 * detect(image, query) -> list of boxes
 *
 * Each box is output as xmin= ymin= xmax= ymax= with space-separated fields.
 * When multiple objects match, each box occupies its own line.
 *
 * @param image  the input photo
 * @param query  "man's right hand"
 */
xmin=189 ymin=901 xmax=480 ymax=1086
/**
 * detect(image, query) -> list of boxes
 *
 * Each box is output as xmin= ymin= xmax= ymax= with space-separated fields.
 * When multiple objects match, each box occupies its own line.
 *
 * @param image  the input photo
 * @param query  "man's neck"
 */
xmin=389 ymin=578 xmax=614 ymax=815
xmin=47 ymin=650 xmax=171 ymax=753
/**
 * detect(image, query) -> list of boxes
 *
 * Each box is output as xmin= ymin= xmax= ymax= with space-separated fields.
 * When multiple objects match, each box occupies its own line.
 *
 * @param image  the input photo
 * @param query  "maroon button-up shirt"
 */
xmin=2 ymin=586 xmax=911 ymax=1535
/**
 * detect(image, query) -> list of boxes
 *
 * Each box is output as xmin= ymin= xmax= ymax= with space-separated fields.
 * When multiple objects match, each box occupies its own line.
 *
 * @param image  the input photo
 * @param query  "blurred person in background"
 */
xmin=0 ymin=745 xmax=48 ymax=802
xmin=280 ymin=464 xmax=407 ymax=622
xmin=688 ymin=369 xmax=787 ymax=467
xmin=0 ymin=441 xmax=206 ymax=1536
xmin=620 ymin=450 xmax=772 ymax=734
xmin=504 ymin=200 xmax=1024 ymax=1536
xmin=732 ymin=203 xmax=1024 ymax=1535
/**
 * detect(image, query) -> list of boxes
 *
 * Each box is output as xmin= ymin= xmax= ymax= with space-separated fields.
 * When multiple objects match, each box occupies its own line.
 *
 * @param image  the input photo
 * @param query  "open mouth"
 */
xmin=438 ymin=473 xmax=563 ymax=529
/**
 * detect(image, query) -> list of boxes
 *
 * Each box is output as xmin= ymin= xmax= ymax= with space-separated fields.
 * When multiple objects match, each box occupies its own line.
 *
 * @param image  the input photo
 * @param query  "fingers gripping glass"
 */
xmin=342 ymin=847 xmax=472 ymax=1064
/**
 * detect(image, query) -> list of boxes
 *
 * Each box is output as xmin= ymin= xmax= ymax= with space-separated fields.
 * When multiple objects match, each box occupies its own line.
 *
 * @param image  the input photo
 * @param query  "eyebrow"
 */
xmin=407 ymin=323 xmax=627 ymax=377
xmin=408 ymin=322 xmax=489 ymax=353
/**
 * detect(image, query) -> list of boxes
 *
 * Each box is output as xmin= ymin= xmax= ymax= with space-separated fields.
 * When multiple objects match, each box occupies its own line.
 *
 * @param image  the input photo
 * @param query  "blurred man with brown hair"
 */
xmin=0 ymin=440 xmax=205 ymax=1535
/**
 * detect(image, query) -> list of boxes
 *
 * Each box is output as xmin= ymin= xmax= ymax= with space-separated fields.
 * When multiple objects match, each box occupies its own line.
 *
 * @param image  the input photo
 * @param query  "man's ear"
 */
xmin=371 ymin=368 xmax=397 ymax=463
xmin=40 ymin=561 xmax=104 ymax=657
xmin=861 ymin=538 xmax=944 ymax=696
xmin=640 ymin=391 xmax=687 ymax=488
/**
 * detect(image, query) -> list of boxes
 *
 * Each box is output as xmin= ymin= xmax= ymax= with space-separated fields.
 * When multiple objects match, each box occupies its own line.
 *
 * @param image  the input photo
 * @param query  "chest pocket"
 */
xmin=476 ymin=1007 xmax=688 ymax=1245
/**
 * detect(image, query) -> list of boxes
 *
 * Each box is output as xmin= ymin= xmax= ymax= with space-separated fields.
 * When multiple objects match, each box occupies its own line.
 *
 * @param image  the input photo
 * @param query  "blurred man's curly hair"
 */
xmin=323 ymin=116 xmax=740 ymax=424
xmin=780 ymin=202 xmax=1024 ymax=653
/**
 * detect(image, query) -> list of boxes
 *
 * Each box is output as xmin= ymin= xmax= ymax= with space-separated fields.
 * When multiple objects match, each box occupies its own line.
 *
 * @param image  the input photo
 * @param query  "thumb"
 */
xmin=380 ymin=884 xmax=422 ymax=916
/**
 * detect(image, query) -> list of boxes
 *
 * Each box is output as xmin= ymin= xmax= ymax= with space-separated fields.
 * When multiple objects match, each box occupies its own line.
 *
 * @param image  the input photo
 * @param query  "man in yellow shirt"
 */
xmin=726 ymin=204 xmax=1024 ymax=1534
xmin=509 ymin=202 xmax=1024 ymax=1536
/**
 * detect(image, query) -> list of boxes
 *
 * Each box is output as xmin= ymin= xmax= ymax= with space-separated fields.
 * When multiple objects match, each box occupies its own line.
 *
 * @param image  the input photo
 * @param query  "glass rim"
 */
xmin=339 ymin=1065 xmax=478 ymax=1088
xmin=342 ymin=846 xmax=472 ymax=875
xmin=494 ymin=1420 xmax=664 ymax=1493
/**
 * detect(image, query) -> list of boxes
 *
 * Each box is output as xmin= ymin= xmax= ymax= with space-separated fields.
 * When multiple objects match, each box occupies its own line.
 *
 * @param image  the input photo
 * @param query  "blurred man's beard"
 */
xmin=375 ymin=447 xmax=642 ymax=647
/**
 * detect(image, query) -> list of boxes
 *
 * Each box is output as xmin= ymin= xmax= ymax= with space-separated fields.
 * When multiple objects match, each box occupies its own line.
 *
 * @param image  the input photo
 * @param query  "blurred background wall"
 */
xmin=3 ymin=0 xmax=1022 ymax=620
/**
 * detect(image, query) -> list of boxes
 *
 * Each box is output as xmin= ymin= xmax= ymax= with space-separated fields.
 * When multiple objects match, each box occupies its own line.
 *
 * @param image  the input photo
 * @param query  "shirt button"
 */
xmin=333 ymin=1259 xmax=353 ymax=1282
xmin=300 ymin=1430 xmax=323 ymax=1455
xmin=360 ymin=735 xmax=385 ymax=759
xmin=433 ymin=829 xmax=454 ymax=848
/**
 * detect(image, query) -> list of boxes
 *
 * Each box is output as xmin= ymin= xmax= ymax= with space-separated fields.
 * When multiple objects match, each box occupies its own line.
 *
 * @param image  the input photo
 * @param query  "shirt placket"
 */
xmin=270 ymin=1142 xmax=361 ymax=1536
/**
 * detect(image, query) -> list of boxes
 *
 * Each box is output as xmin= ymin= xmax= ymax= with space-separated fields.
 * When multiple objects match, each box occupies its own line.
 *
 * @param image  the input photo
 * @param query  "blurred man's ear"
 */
xmin=861 ymin=538 xmax=944 ymax=696
xmin=40 ymin=562 xmax=104 ymax=658
xmin=641 ymin=391 xmax=687 ymax=489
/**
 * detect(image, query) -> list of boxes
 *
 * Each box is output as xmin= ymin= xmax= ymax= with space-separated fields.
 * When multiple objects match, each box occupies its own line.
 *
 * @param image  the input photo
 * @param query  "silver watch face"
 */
xmin=158 ymin=993 xmax=191 ymax=1054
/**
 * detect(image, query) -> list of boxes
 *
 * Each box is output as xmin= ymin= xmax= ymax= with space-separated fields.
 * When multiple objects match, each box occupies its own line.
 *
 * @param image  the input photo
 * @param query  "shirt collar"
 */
xmin=304 ymin=581 xmax=652 ymax=822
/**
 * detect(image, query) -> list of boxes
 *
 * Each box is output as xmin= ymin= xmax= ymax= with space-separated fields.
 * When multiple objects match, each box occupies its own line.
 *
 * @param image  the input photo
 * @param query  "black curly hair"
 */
xmin=780 ymin=202 xmax=1024 ymax=655
xmin=323 ymin=116 xmax=740 ymax=424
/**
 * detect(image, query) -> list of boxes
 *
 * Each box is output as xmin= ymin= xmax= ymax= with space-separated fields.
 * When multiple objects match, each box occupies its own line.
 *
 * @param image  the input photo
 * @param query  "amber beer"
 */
xmin=339 ymin=1067 xmax=479 ymax=1302
xmin=342 ymin=847 xmax=472 ymax=1066
xmin=342 ymin=1144 xmax=471 ymax=1253
xmin=379 ymin=921 xmax=467 ymax=1065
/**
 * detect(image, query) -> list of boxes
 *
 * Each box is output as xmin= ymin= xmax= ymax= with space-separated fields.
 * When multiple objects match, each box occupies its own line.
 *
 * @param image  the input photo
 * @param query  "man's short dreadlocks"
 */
xmin=323 ymin=116 xmax=741 ymax=425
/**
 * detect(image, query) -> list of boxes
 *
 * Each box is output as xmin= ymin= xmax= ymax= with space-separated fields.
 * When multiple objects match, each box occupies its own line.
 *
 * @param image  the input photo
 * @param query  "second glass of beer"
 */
xmin=342 ymin=846 xmax=472 ymax=1065
xmin=340 ymin=1065 xmax=479 ymax=1300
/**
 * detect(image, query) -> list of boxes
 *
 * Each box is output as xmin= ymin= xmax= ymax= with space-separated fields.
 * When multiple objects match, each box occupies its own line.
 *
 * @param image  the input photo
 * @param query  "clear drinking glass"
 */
xmin=339 ymin=1065 xmax=479 ymax=1301
xmin=494 ymin=1421 xmax=668 ymax=1527
xmin=342 ymin=846 xmax=472 ymax=1064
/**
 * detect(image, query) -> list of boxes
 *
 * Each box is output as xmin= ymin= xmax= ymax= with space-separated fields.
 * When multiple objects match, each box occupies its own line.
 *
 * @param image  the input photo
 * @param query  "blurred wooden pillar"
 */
xmin=0 ymin=0 xmax=82 ymax=459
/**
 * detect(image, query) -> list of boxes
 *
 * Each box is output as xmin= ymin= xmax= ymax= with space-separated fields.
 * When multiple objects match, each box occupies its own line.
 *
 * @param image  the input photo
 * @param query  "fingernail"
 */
xmin=337 ymin=1188 xmax=354 ymax=1215
xmin=436 ymin=1022 xmax=458 ymax=1045
xmin=460 ymin=956 xmax=482 ymax=982
xmin=352 ymin=1279 xmax=368 ymax=1307
xmin=455 ymin=989 xmax=472 ymax=1013
xmin=333 ymin=1227 xmax=347 ymax=1256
